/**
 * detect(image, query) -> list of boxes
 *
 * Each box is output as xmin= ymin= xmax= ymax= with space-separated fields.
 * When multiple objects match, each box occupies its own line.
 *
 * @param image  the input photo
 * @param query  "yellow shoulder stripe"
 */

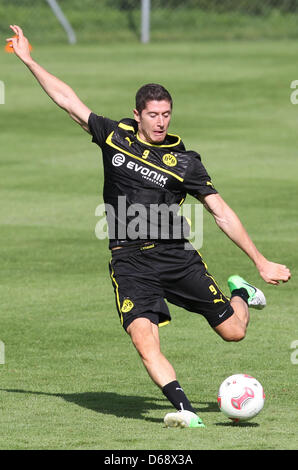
xmin=118 ymin=122 xmax=135 ymax=132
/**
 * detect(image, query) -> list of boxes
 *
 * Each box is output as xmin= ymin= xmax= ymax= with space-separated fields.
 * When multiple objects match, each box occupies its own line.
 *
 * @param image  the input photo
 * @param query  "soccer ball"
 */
xmin=217 ymin=374 xmax=265 ymax=422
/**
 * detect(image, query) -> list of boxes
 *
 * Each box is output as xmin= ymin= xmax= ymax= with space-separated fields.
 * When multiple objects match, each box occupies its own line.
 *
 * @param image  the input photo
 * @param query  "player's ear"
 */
xmin=133 ymin=108 xmax=140 ymax=123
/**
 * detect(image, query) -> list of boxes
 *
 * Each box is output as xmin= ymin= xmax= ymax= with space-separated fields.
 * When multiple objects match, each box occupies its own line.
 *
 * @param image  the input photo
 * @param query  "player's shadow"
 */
xmin=0 ymin=388 xmax=167 ymax=423
xmin=0 ymin=388 xmax=218 ymax=424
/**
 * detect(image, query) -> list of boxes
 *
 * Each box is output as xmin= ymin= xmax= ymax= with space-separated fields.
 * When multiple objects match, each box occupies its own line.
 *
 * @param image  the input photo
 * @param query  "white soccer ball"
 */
xmin=217 ymin=374 xmax=265 ymax=422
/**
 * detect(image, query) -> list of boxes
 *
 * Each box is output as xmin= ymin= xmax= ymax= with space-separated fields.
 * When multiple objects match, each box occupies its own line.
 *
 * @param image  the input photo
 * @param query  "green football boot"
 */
xmin=164 ymin=410 xmax=205 ymax=428
xmin=228 ymin=275 xmax=266 ymax=309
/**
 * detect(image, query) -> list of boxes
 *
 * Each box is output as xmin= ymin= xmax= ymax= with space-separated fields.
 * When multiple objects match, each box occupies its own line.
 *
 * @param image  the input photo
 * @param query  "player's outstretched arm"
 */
xmin=199 ymin=193 xmax=291 ymax=285
xmin=6 ymin=25 xmax=91 ymax=133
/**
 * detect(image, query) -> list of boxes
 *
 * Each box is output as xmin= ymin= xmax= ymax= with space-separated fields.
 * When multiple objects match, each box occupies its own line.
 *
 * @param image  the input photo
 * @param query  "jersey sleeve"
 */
xmin=183 ymin=154 xmax=218 ymax=198
xmin=88 ymin=113 xmax=118 ymax=147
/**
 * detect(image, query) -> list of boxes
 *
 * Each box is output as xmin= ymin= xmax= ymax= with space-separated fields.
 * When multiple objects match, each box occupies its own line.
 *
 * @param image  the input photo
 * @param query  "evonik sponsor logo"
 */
xmin=112 ymin=153 xmax=168 ymax=187
xmin=112 ymin=153 xmax=126 ymax=166
xmin=126 ymin=160 xmax=168 ymax=187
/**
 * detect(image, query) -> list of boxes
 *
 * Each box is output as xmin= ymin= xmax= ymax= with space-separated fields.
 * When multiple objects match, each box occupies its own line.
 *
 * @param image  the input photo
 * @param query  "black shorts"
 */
xmin=108 ymin=241 xmax=234 ymax=331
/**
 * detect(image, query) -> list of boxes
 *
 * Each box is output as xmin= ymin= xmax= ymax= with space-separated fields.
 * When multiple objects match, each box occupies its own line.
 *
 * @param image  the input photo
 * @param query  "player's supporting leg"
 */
xmin=127 ymin=317 xmax=176 ymax=387
xmin=126 ymin=317 xmax=205 ymax=428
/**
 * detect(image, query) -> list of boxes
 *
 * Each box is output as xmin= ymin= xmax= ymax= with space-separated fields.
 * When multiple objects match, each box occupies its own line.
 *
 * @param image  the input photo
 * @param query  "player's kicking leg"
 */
xmin=126 ymin=317 xmax=205 ymax=428
xmin=214 ymin=275 xmax=266 ymax=341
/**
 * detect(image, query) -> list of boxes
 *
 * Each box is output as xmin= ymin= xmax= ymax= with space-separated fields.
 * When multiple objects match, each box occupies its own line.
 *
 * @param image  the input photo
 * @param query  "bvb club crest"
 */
xmin=121 ymin=298 xmax=134 ymax=313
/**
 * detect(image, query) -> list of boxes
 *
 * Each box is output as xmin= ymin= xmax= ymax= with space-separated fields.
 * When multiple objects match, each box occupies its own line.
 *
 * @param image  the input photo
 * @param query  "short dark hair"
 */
xmin=135 ymin=83 xmax=173 ymax=113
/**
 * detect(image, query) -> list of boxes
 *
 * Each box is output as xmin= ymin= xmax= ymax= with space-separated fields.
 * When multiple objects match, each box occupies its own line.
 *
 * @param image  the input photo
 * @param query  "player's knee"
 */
xmin=132 ymin=335 xmax=159 ymax=362
xmin=222 ymin=327 xmax=246 ymax=342
xmin=127 ymin=321 xmax=159 ymax=360
xmin=128 ymin=328 xmax=144 ymax=353
xmin=214 ymin=315 xmax=247 ymax=342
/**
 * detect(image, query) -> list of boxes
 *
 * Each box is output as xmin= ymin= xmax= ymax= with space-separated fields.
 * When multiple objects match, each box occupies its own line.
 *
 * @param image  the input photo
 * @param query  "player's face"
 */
xmin=134 ymin=100 xmax=172 ymax=144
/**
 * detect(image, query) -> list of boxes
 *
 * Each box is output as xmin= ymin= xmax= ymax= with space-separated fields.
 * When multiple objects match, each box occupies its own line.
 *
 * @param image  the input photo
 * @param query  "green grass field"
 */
xmin=0 ymin=38 xmax=297 ymax=450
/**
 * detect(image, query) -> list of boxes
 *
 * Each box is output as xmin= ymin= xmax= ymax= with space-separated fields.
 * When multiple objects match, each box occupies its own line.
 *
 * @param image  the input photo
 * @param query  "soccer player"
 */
xmin=7 ymin=25 xmax=291 ymax=429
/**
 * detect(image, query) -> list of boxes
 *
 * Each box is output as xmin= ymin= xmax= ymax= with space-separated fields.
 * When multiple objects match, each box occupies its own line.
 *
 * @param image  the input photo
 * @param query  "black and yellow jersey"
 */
xmin=88 ymin=112 xmax=217 ymax=248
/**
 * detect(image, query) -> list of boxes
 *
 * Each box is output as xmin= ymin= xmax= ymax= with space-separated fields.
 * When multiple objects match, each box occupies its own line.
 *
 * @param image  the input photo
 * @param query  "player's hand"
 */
xmin=257 ymin=259 xmax=291 ymax=285
xmin=6 ymin=25 xmax=32 ymax=62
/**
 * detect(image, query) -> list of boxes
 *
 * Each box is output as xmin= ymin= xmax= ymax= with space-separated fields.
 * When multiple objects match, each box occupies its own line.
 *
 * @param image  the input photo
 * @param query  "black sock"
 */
xmin=162 ymin=380 xmax=196 ymax=413
xmin=231 ymin=287 xmax=249 ymax=305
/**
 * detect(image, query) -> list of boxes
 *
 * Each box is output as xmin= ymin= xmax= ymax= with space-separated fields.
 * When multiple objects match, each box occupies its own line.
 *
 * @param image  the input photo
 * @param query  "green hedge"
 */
xmin=1 ymin=1 xmax=298 ymax=43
